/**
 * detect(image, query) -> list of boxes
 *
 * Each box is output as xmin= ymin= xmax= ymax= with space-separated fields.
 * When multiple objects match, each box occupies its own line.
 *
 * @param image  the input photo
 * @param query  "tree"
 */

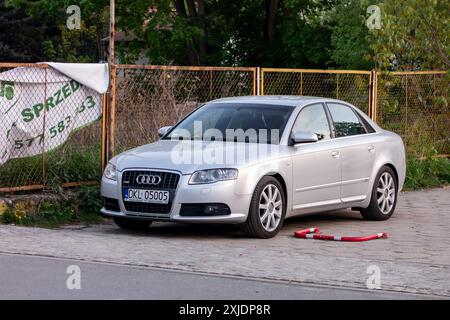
xmin=3 ymin=0 xmax=341 ymax=68
xmin=0 ymin=0 xmax=55 ymax=61
xmin=204 ymin=0 xmax=336 ymax=67
xmin=274 ymin=0 xmax=336 ymax=68
xmin=116 ymin=0 xmax=205 ymax=65
xmin=330 ymin=0 xmax=374 ymax=70
xmin=369 ymin=0 xmax=449 ymax=70
xmin=5 ymin=0 xmax=108 ymax=62
xmin=110 ymin=0 xmax=338 ymax=67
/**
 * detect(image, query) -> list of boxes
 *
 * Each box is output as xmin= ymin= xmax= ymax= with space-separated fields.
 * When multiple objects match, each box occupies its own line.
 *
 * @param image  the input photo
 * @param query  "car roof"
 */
xmin=210 ymin=95 xmax=347 ymax=107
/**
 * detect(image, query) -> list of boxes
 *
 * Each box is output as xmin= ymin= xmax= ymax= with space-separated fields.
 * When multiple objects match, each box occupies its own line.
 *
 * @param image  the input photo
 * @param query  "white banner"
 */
xmin=0 ymin=65 xmax=104 ymax=165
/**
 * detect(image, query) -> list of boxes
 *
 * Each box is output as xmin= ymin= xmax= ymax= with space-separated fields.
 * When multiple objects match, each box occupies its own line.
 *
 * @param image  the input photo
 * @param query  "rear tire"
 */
xmin=113 ymin=217 xmax=152 ymax=230
xmin=241 ymin=176 xmax=286 ymax=238
xmin=361 ymin=166 xmax=398 ymax=221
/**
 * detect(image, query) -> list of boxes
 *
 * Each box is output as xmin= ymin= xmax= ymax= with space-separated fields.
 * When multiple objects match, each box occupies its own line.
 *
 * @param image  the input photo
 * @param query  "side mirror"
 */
xmin=291 ymin=131 xmax=318 ymax=144
xmin=158 ymin=126 xmax=172 ymax=138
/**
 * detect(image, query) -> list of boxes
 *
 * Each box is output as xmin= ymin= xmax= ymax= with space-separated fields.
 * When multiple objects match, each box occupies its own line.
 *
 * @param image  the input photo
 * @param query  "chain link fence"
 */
xmin=261 ymin=69 xmax=372 ymax=115
xmin=375 ymin=71 xmax=449 ymax=157
xmin=113 ymin=65 xmax=256 ymax=154
xmin=0 ymin=63 xmax=103 ymax=192
xmin=0 ymin=63 xmax=448 ymax=192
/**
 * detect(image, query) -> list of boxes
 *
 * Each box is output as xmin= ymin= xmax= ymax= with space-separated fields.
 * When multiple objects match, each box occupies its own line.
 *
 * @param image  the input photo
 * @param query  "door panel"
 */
xmin=339 ymin=136 xmax=376 ymax=202
xmin=326 ymin=103 xmax=375 ymax=203
xmin=292 ymin=140 xmax=341 ymax=209
xmin=289 ymin=103 xmax=341 ymax=210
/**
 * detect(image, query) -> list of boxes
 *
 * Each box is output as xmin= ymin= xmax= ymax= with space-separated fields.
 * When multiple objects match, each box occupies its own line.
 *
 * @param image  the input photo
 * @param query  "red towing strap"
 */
xmin=294 ymin=227 xmax=387 ymax=242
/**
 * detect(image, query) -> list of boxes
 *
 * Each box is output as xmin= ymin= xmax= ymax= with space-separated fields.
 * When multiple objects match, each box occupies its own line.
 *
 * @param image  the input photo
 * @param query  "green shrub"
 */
xmin=1 ymin=185 xmax=102 ymax=228
xmin=404 ymin=156 xmax=450 ymax=190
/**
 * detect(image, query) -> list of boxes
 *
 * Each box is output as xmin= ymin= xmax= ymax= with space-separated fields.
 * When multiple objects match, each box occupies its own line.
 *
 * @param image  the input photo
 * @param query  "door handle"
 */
xmin=331 ymin=151 xmax=340 ymax=159
xmin=368 ymin=145 xmax=375 ymax=152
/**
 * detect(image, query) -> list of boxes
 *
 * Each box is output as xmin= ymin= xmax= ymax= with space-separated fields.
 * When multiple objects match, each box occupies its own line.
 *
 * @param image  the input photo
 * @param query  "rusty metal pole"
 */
xmin=404 ymin=75 xmax=408 ymax=135
xmin=300 ymin=72 xmax=303 ymax=96
xmin=336 ymin=73 xmax=339 ymax=99
xmin=209 ymin=70 xmax=213 ymax=100
xmin=42 ymin=67 xmax=47 ymax=188
xmin=107 ymin=0 xmax=117 ymax=161
xmin=368 ymin=71 xmax=373 ymax=119
xmin=259 ymin=68 xmax=263 ymax=95
xmin=372 ymin=70 xmax=379 ymax=122
xmin=101 ymin=94 xmax=107 ymax=171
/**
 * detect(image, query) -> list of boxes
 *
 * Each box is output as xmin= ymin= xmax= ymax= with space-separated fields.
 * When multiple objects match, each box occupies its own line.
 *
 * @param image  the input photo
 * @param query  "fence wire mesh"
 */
xmin=114 ymin=65 xmax=256 ymax=154
xmin=0 ymin=63 xmax=448 ymax=192
xmin=376 ymin=71 xmax=449 ymax=157
xmin=0 ymin=63 xmax=102 ymax=192
xmin=261 ymin=69 xmax=372 ymax=115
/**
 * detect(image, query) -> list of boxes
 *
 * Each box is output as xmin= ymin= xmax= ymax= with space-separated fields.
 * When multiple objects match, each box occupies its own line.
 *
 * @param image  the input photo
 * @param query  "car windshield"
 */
xmin=163 ymin=103 xmax=294 ymax=144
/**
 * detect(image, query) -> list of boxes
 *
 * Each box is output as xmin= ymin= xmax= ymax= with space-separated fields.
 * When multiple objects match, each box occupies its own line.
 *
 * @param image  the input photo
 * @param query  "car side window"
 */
xmin=291 ymin=103 xmax=331 ymax=141
xmin=327 ymin=103 xmax=367 ymax=137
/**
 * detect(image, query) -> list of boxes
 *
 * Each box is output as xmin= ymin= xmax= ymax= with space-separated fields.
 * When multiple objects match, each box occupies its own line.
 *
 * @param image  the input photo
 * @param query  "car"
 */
xmin=100 ymin=96 xmax=406 ymax=238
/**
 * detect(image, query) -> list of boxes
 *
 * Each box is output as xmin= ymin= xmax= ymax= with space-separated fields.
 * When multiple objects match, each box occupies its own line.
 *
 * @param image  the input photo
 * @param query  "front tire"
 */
xmin=361 ymin=166 xmax=398 ymax=221
xmin=113 ymin=217 xmax=152 ymax=230
xmin=241 ymin=176 xmax=286 ymax=238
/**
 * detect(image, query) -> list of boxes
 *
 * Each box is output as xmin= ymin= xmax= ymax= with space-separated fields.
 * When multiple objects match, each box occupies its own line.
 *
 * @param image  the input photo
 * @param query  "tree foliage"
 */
xmin=0 ymin=0 xmax=56 ymax=61
xmin=369 ymin=0 xmax=449 ymax=70
xmin=5 ymin=0 xmax=108 ymax=62
xmin=330 ymin=0 xmax=374 ymax=69
xmin=1 ymin=0 xmax=448 ymax=70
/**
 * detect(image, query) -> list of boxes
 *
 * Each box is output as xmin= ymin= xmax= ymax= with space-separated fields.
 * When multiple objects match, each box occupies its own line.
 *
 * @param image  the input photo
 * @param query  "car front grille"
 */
xmin=121 ymin=170 xmax=180 ymax=214
xmin=122 ymin=202 xmax=173 ymax=214
xmin=122 ymin=170 xmax=180 ymax=189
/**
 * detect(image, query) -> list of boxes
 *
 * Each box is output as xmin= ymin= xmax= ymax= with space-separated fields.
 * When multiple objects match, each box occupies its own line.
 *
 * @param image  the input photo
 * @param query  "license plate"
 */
xmin=123 ymin=188 xmax=169 ymax=204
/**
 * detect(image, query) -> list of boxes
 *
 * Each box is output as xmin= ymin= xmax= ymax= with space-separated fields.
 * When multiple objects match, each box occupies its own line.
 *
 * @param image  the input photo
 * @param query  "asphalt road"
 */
xmin=0 ymin=253 xmax=436 ymax=300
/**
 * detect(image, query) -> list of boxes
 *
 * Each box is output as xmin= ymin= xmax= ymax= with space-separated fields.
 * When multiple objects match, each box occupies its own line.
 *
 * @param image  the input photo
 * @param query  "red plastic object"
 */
xmin=294 ymin=227 xmax=387 ymax=242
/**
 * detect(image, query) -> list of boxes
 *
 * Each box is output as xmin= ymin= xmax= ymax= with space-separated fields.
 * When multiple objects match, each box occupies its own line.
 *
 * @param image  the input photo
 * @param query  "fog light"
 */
xmin=180 ymin=203 xmax=231 ymax=216
xmin=204 ymin=205 xmax=216 ymax=214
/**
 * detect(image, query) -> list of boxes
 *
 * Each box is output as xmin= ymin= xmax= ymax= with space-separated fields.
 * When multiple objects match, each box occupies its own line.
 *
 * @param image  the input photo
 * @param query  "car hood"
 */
xmin=112 ymin=140 xmax=289 ymax=174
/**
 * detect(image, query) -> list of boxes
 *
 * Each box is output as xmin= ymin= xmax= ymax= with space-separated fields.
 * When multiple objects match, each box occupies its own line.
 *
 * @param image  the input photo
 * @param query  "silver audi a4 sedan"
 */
xmin=101 ymin=96 xmax=406 ymax=238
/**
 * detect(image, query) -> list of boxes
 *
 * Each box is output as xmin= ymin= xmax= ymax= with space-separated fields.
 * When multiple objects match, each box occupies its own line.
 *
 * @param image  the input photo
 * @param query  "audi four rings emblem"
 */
xmin=136 ymin=174 xmax=162 ymax=185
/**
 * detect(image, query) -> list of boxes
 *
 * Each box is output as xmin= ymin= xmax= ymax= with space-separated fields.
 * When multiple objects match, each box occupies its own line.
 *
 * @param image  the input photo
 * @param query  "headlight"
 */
xmin=189 ymin=168 xmax=238 ymax=184
xmin=103 ymin=163 xmax=117 ymax=181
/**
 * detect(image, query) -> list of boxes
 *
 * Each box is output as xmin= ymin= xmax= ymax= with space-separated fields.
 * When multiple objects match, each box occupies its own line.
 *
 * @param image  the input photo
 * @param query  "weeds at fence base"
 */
xmin=0 ymin=185 xmax=103 ymax=228
xmin=0 ymin=142 xmax=101 ymax=190
xmin=405 ymin=156 xmax=450 ymax=191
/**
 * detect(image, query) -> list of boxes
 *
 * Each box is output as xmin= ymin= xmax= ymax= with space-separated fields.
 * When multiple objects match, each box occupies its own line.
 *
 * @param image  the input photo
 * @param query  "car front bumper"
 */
xmin=100 ymin=171 xmax=251 ymax=224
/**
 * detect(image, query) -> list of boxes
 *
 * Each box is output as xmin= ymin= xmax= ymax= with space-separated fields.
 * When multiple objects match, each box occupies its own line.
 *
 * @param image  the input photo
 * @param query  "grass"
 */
xmin=404 ymin=156 xmax=450 ymax=191
xmin=1 ymin=185 xmax=102 ymax=228
xmin=0 ymin=143 xmax=101 ymax=189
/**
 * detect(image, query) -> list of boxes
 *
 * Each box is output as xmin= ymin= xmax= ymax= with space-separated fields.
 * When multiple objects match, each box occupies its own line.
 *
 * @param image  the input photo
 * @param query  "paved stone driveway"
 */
xmin=0 ymin=187 xmax=449 ymax=297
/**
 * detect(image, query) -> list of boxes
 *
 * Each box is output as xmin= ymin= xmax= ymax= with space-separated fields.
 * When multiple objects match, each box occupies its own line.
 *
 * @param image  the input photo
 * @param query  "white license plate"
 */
xmin=123 ymin=188 xmax=169 ymax=204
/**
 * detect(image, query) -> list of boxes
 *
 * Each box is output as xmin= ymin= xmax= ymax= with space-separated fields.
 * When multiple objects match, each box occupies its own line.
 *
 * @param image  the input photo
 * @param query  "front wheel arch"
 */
xmin=247 ymin=172 xmax=289 ymax=213
xmin=241 ymin=175 xmax=287 ymax=238
xmin=266 ymin=173 xmax=288 ymax=207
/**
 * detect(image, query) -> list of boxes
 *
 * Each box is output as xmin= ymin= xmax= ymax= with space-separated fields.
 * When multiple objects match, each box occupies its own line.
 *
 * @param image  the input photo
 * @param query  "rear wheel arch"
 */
xmin=377 ymin=162 xmax=399 ymax=188
xmin=361 ymin=165 xmax=398 ymax=220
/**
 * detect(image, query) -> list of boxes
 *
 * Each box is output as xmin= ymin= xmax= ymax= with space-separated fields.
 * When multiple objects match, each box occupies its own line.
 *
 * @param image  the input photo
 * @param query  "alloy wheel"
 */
xmin=259 ymin=184 xmax=283 ymax=232
xmin=377 ymin=172 xmax=396 ymax=215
